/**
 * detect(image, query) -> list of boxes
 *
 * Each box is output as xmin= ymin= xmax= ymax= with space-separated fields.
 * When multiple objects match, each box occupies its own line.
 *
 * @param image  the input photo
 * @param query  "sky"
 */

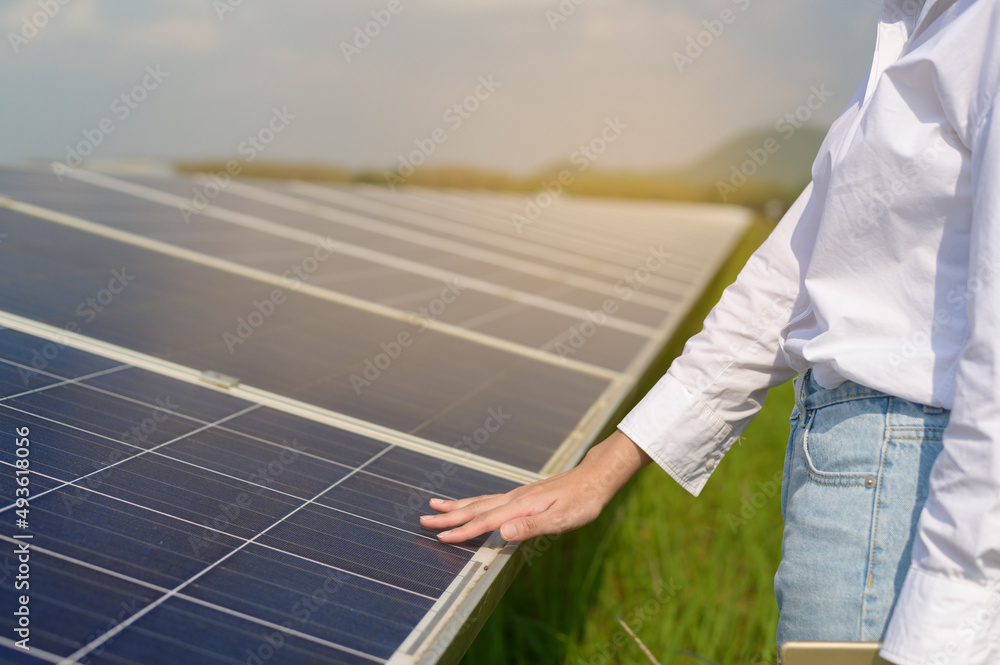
xmin=0 ymin=0 xmax=885 ymax=176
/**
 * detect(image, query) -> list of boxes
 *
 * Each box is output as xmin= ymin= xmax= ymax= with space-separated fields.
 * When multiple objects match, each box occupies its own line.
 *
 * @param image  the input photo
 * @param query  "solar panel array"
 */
xmin=0 ymin=164 xmax=750 ymax=664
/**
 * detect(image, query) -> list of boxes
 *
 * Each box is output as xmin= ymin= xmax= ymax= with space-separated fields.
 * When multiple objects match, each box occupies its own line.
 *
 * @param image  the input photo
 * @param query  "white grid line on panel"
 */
xmin=0 ymin=535 xmax=413 ymax=664
xmin=0 ymin=194 xmax=627 ymax=382
xmin=62 ymin=444 xmax=396 ymax=663
xmin=230 ymin=179 xmax=677 ymax=312
xmin=57 ymin=170 xmax=658 ymax=338
xmin=290 ymin=181 xmax=685 ymax=297
xmin=0 ymin=310 xmax=546 ymax=485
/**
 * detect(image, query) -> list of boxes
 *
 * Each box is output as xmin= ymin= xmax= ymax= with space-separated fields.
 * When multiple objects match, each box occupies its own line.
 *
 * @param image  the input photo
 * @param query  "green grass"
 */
xmin=460 ymin=218 xmax=794 ymax=665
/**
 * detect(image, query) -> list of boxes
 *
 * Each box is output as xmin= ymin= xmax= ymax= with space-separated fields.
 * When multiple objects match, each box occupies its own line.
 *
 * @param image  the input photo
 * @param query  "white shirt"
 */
xmin=619 ymin=0 xmax=1000 ymax=662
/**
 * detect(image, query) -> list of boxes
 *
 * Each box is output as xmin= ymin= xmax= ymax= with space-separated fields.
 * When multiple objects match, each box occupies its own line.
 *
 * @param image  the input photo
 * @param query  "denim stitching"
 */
xmin=861 ymin=397 xmax=894 ymax=636
xmin=806 ymin=391 xmax=886 ymax=409
xmin=802 ymin=408 xmax=879 ymax=486
xmin=886 ymin=424 xmax=946 ymax=442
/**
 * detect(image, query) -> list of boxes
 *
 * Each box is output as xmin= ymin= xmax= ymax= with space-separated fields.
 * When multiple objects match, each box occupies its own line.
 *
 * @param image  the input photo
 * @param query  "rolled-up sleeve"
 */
xmin=881 ymin=93 xmax=1000 ymax=665
xmin=618 ymin=182 xmax=814 ymax=496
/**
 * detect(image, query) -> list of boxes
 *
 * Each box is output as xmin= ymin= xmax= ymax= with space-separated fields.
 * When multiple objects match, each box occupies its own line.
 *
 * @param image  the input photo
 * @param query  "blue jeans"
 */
xmin=775 ymin=369 xmax=949 ymax=645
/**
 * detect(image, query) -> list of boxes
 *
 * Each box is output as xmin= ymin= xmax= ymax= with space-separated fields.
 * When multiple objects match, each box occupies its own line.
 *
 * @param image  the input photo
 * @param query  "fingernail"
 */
xmin=429 ymin=498 xmax=445 ymax=505
xmin=419 ymin=515 xmax=435 ymax=521
xmin=438 ymin=530 xmax=452 ymax=539
xmin=500 ymin=523 xmax=517 ymax=540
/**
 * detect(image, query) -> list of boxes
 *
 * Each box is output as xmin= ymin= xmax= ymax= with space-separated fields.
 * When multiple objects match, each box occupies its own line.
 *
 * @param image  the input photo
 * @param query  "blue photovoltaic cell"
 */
xmin=0 ymin=406 xmax=142 ymax=482
xmin=160 ymin=427 xmax=352 ymax=500
xmin=90 ymin=597 xmax=385 ymax=665
xmin=0 ymin=551 xmax=160 ymax=662
xmin=83 ymin=367 xmax=253 ymax=424
xmin=0 ymin=362 xmax=58 ymax=399
xmin=182 ymin=545 xmax=431 ymax=661
xmin=257 ymin=503 xmax=472 ymax=598
xmin=219 ymin=407 xmax=388 ymax=471
xmin=0 ymin=328 xmax=122 ymax=389
xmin=21 ymin=489 xmax=246 ymax=589
xmin=3 ymin=382 xmax=210 ymax=451
xmin=0 ymin=329 xmax=520 ymax=664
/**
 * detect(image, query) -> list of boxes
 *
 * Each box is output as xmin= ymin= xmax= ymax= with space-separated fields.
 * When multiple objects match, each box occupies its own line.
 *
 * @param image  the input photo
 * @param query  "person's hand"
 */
xmin=420 ymin=429 xmax=651 ymax=543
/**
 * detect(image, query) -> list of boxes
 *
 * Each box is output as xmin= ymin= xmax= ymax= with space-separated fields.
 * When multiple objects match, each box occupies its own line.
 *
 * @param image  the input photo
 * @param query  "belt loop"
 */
xmin=793 ymin=370 xmax=807 ymax=425
xmin=799 ymin=368 xmax=815 ymax=425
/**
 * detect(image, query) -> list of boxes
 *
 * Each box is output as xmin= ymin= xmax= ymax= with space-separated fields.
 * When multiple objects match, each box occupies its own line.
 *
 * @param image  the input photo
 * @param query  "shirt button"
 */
xmin=705 ymin=459 xmax=717 ymax=471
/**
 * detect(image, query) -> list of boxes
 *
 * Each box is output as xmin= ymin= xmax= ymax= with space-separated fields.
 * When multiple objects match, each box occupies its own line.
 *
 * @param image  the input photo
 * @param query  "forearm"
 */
xmin=574 ymin=429 xmax=652 ymax=499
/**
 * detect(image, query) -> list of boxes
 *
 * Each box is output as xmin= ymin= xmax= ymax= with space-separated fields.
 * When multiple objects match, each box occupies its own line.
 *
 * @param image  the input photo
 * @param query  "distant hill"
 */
xmin=675 ymin=125 xmax=827 ymax=193
xmin=175 ymin=124 xmax=829 ymax=215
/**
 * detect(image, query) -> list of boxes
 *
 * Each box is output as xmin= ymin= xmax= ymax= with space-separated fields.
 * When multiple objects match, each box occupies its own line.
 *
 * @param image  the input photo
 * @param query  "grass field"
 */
xmin=460 ymin=217 xmax=795 ymax=665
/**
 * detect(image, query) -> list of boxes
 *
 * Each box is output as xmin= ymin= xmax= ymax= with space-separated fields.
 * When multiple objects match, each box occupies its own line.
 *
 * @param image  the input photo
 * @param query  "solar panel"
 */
xmin=0 ymin=164 xmax=750 ymax=663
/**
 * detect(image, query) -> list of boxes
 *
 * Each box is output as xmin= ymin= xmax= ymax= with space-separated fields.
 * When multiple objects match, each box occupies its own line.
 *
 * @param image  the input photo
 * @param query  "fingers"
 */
xmin=420 ymin=494 xmax=510 ymax=529
xmin=419 ymin=460 xmax=613 ymax=544
xmin=421 ymin=493 xmax=556 ymax=544
xmin=419 ymin=506 xmax=488 ymax=531
xmin=418 ymin=497 xmax=516 ymax=539
xmin=433 ymin=506 xmax=533 ymax=544
xmin=426 ymin=494 xmax=501 ymax=513
xmin=452 ymin=506 xmax=558 ymax=543
xmin=494 ymin=514 xmax=539 ymax=542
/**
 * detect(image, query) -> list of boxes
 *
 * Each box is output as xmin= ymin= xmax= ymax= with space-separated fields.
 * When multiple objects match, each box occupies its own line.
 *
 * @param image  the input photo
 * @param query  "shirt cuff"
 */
xmin=880 ymin=567 xmax=1000 ymax=665
xmin=618 ymin=373 xmax=734 ymax=497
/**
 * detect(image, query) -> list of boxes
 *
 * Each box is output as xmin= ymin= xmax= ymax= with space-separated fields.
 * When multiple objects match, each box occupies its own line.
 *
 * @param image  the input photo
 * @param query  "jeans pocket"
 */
xmin=801 ymin=399 xmax=887 ymax=487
